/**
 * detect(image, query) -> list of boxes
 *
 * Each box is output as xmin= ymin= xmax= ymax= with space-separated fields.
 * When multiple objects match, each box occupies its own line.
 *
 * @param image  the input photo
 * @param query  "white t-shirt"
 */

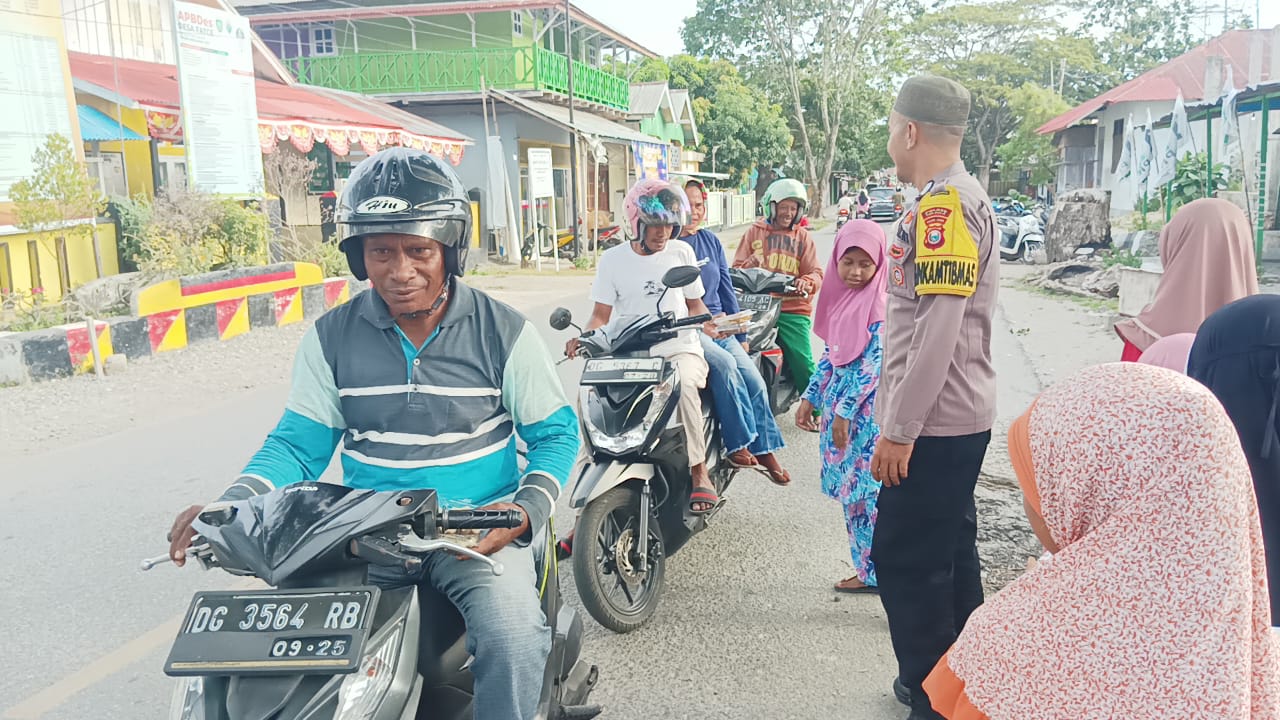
xmin=591 ymin=241 xmax=705 ymax=358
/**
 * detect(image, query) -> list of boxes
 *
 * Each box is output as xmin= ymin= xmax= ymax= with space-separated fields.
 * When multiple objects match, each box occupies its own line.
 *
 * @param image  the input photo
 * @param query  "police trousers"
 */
xmin=870 ymin=431 xmax=991 ymax=693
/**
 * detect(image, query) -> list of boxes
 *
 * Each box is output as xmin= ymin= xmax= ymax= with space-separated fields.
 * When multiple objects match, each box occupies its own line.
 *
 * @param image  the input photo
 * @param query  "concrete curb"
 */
xmin=0 ymin=274 xmax=364 ymax=386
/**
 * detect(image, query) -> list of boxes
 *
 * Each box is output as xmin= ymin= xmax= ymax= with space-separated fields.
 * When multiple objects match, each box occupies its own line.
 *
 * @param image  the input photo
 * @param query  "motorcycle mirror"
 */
xmin=662 ymin=265 xmax=702 ymax=289
xmin=549 ymin=307 xmax=575 ymax=331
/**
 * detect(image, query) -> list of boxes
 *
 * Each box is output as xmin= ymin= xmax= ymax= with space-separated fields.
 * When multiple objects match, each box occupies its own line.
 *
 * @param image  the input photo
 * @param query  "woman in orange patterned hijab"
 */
xmin=925 ymin=363 xmax=1280 ymax=720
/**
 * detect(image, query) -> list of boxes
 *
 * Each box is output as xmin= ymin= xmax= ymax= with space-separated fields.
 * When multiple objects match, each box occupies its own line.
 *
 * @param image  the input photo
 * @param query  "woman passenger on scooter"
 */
xmin=681 ymin=179 xmax=791 ymax=486
xmin=795 ymin=220 xmax=886 ymax=594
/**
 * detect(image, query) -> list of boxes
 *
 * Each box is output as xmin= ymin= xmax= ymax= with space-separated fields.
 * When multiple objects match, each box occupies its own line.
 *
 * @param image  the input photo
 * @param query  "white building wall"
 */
xmin=1093 ymin=99 xmax=1278 ymax=220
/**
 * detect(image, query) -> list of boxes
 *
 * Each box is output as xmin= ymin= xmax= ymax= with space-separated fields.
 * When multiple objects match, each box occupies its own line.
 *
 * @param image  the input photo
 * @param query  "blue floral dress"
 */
xmin=803 ymin=322 xmax=883 ymax=585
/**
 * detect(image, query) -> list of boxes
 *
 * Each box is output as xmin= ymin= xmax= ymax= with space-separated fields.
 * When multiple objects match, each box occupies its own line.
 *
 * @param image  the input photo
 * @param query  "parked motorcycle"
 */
xmin=550 ymin=265 xmax=738 ymax=634
xmin=522 ymin=222 xmax=623 ymax=262
xmin=728 ymin=267 xmax=803 ymax=416
xmin=997 ymin=213 xmax=1046 ymax=263
xmin=144 ymin=484 xmax=601 ymax=720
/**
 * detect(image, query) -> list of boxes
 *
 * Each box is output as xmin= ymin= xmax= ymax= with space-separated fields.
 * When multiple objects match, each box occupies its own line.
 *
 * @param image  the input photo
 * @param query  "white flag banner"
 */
xmin=1134 ymin=114 xmax=1154 ymax=199
xmin=1170 ymin=92 xmax=1193 ymax=158
xmin=1151 ymin=108 xmax=1176 ymax=189
xmin=1221 ymin=65 xmax=1241 ymax=167
xmin=1116 ymin=114 xmax=1134 ymax=184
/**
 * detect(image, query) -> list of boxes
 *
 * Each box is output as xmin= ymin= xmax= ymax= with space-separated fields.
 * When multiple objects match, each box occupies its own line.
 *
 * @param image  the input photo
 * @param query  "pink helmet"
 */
xmin=622 ymin=179 xmax=690 ymax=241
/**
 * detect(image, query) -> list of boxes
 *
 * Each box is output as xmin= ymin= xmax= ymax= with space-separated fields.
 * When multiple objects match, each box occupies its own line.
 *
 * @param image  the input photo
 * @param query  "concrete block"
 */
xmin=1118 ymin=266 xmax=1162 ymax=317
xmin=108 ymin=317 xmax=152 ymax=359
xmin=0 ymin=336 xmax=29 ymax=386
xmin=186 ymin=303 xmax=219 ymax=344
xmin=301 ymin=284 xmax=326 ymax=319
xmin=19 ymin=330 xmax=73 ymax=382
xmin=247 ymin=292 xmax=277 ymax=329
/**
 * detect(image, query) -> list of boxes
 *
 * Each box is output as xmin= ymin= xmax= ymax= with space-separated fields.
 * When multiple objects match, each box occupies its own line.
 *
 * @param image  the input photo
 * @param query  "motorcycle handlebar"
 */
xmin=672 ymin=313 xmax=713 ymax=328
xmin=438 ymin=509 xmax=525 ymax=531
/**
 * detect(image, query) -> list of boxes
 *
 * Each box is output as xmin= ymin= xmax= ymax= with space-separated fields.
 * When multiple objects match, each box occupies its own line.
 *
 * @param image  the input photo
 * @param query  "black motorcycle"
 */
xmin=144 ymin=484 xmax=600 ymax=719
xmin=728 ymin=267 xmax=804 ymax=416
xmin=550 ymin=265 xmax=738 ymax=633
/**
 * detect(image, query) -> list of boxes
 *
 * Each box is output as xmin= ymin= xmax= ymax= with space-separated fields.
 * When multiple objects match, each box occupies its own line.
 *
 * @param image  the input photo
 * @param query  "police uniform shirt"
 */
xmin=876 ymin=162 xmax=998 ymax=443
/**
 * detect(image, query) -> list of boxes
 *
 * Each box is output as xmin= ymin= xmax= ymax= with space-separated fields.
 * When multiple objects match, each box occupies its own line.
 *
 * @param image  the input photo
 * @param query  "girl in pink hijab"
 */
xmin=1116 ymin=198 xmax=1257 ymax=361
xmin=795 ymin=220 xmax=887 ymax=593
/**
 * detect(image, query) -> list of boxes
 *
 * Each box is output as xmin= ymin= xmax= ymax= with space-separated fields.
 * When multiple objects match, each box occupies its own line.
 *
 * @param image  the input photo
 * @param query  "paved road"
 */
xmin=0 ymin=221 xmax=1041 ymax=720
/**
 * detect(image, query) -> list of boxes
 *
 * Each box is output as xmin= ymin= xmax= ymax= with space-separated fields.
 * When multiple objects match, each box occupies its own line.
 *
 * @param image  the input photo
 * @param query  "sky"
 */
xmin=577 ymin=0 xmax=1280 ymax=60
xmin=577 ymin=0 xmax=696 ymax=57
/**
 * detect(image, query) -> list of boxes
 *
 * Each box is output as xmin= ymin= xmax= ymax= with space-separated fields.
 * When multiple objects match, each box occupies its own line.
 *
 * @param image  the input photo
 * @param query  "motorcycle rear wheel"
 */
xmin=572 ymin=486 xmax=665 ymax=633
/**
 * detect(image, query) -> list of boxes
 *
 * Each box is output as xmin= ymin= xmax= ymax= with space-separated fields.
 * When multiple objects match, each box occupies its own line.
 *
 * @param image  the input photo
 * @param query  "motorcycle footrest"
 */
xmin=558 ymin=705 xmax=604 ymax=720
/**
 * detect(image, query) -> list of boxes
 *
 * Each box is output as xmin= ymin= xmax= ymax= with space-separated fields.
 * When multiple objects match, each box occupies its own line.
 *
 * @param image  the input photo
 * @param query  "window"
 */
xmin=512 ymin=11 xmax=524 ymax=36
xmin=309 ymin=25 xmax=336 ymax=56
xmin=27 ymin=240 xmax=41 ymax=291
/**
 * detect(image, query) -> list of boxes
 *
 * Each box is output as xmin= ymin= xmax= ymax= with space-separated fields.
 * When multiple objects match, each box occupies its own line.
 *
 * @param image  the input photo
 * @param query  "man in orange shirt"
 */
xmin=732 ymin=178 xmax=823 ymax=391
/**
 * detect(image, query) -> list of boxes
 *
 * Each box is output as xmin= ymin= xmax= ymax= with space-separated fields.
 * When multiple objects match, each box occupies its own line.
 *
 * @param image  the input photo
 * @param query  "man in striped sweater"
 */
xmin=166 ymin=149 xmax=578 ymax=720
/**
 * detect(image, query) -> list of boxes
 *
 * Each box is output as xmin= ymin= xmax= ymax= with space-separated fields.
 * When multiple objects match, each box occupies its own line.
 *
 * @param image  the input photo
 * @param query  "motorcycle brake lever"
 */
xmin=398 ymin=537 xmax=505 ymax=576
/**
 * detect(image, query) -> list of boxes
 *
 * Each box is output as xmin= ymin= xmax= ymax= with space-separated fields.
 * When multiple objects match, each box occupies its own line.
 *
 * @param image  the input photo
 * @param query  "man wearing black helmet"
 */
xmin=166 ymin=148 xmax=580 ymax=720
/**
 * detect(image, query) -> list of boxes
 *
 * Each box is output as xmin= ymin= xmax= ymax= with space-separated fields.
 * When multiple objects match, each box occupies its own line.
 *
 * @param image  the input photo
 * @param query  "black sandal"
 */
xmin=689 ymin=487 xmax=720 ymax=515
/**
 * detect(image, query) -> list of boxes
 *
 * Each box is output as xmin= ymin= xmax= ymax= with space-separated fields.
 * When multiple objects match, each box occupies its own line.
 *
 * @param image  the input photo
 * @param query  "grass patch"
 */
xmin=1016 ymin=279 xmax=1119 ymax=314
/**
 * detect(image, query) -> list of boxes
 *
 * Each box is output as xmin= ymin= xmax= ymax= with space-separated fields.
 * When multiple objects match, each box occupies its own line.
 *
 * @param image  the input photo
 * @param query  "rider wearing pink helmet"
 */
xmin=569 ymin=179 xmax=724 ymax=514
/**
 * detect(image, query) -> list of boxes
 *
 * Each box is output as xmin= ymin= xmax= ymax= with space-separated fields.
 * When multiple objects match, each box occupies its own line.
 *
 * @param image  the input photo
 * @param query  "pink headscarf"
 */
xmin=813 ymin=219 xmax=886 ymax=367
xmin=1136 ymin=332 xmax=1196 ymax=373
xmin=1115 ymin=198 xmax=1257 ymax=352
xmin=930 ymin=364 xmax=1280 ymax=719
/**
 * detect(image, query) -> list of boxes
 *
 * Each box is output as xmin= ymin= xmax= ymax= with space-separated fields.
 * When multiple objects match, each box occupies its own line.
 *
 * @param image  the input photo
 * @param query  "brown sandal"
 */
xmin=754 ymin=453 xmax=791 ymax=486
xmin=727 ymin=448 xmax=758 ymax=468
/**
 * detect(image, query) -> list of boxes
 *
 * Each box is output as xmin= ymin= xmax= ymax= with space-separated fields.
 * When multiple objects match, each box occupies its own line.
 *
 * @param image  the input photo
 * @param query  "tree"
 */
xmin=683 ymin=0 xmax=894 ymax=215
xmin=996 ymin=83 xmax=1071 ymax=186
xmin=905 ymin=2 xmax=1048 ymax=189
xmin=1070 ymin=0 xmax=1200 ymax=86
xmin=614 ymin=54 xmax=792 ymax=186
xmin=9 ymin=134 xmax=107 ymax=293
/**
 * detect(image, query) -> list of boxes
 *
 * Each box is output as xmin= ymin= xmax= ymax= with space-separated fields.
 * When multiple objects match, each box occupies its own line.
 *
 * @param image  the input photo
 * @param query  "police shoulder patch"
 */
xmin=913 ymin=185 xmax=978 ymax=297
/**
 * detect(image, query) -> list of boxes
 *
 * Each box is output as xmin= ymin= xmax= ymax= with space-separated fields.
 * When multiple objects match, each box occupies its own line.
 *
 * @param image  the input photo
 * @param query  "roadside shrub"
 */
xmin=1102 ymin=248 xmax=1143 ymax=269
xmin=0 ymin=287 xmax=87 ymax=333
xmin=135 ymin=188 xmax=270 ymax=277
xmin=275 ymin=229 xmax=349 ymax=278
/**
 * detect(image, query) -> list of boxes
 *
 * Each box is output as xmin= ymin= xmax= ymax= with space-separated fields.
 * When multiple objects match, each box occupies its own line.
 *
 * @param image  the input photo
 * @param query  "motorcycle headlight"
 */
xmin=168 ymin=676 xmax=205 ymax=720
xmin=335 ymin=622 xmax=404 ymax=720
xmin=582 ymin=379 xmax=673 ymax=454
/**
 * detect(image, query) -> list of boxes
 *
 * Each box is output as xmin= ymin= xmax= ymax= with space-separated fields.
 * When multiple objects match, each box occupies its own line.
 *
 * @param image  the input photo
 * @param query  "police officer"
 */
xmin=869 ymin=76 xmax=998 ymax=720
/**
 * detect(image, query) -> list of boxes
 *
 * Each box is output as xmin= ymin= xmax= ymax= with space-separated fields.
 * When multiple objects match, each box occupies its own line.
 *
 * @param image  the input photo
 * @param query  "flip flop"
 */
xmin=756 ymin=466 xmax=791 ymax=486
xmin=726 ymin=449 xmax=758 ymax=468
xmin=689 ymin=487 xmax=719 ymax=515
xmin=834 ymin=579 xmax=879 ymax=595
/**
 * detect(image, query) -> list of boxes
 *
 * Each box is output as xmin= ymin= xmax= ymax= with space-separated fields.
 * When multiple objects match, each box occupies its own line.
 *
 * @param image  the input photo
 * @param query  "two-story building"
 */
xmin=232 ymin=0 xmax=671 ymax=261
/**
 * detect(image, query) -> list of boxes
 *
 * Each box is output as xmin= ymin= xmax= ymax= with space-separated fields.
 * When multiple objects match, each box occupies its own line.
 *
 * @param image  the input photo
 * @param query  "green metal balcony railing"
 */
xmin=286 ymin=46 xmax=630 ymax=111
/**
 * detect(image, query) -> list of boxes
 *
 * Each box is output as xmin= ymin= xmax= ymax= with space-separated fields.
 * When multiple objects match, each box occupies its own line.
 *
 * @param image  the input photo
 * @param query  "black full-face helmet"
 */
xmin=336 ymin=147 xmax=471 ymax=280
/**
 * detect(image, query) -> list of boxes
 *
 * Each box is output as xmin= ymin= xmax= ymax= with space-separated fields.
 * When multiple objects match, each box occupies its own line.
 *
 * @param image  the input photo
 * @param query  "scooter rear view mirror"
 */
xmin=549 ymin=307 xmax=575 ymax=331
xmin=662 ymin=265 xmax=701 ymax=289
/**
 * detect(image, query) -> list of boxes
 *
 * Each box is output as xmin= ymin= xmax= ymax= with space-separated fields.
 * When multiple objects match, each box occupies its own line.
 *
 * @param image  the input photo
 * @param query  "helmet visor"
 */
xmin=340 ymin=218 xmax=467 ymax=248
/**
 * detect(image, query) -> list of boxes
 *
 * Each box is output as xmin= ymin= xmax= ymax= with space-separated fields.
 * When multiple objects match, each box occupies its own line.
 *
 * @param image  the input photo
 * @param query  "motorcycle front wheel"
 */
xmin=572 ymin=485 xmax=666 ymax=633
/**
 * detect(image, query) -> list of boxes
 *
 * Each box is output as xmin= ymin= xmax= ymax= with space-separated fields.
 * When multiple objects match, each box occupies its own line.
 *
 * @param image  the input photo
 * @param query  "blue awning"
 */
xmin=77 ymin=105 xmax=147 ymax=142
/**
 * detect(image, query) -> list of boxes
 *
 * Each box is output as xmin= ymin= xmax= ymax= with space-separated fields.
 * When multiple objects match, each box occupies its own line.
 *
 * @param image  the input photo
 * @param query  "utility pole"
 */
xmin=712 ymin=145 xmax=721 ymax=176
xmin=1058 ymin=58 xmax=1066 ymax=96
xmin=564 ymin=0 xmax=581 ymax=258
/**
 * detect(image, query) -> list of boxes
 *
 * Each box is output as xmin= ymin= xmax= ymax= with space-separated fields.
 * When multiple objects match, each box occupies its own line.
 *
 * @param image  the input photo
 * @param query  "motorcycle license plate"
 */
xmin=581 ymin=357 xmax=664 ymax=385
xmin=739 ymin=293 xmax=773 ymax=312
xmin=164 ymin=587 xmax=379 ymax=676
